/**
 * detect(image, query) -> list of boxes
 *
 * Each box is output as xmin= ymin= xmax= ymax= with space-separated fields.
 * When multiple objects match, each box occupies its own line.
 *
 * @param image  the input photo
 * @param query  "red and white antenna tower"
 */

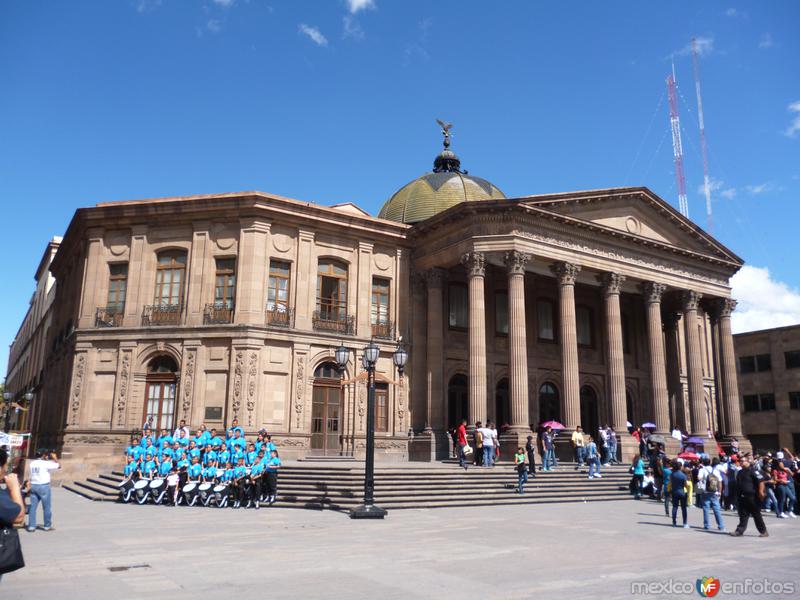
xmin=692 ymin=37 xmax=713 ymax=232
xmin=666 ymin=61 xmax=689 ymax=218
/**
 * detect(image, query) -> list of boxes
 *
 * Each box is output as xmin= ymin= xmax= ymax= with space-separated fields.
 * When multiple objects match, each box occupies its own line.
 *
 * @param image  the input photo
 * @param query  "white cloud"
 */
xmin=758 ymin=33 xmax=774 ymax=49
xmin=784 ymin=101 xmax=800 ymax=138
xmin=746 ymin=182 xmax=775 ymax=195
xmin=696 ymin=177 xmax=723 ymax=195
xmin=135 ymin=0 xmax=161 ymax=13
xmin=343 ymin=16 xmax=364 ymax=40
xmin=212 ymin=0 xmax=235 ymax=7
xmin=299 ymin=24 xmax=328 ymax=47
xmin=207 ymin=19 xmax=221 ymax=33
xmin=720 ymin=188 xmax=736 ymax=200
xmin=725 ymin=8 xmax=738 ymax=17
xmin=677 ymin=36 xmax=713 ymax=57
xmin=731 ymin=266 xmax=800 ymax=333
xmin=346 ymin=0 xmax=375 ymax=14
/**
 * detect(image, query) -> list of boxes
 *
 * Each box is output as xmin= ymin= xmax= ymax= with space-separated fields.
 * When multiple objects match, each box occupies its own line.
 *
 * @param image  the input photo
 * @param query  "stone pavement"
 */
xmin=2 ymin=489 xmax=799 ymax=599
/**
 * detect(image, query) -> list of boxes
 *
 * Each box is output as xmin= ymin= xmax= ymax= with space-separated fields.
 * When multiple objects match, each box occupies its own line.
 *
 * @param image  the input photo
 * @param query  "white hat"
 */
xmin=776 ymin=451 xmax=784 ymax=459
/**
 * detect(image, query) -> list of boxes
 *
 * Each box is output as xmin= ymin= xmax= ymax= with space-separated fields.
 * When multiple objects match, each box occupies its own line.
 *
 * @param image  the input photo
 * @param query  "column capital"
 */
xmin=599 ymin=272 xmax=626 ymax=295
xmin=424 ymin=267 xmax=447 ymax=289
xmin=504 ymin=250 xmax=530 ymax=275
xmin=550 ymin=261 xmax=581 ymax=285
xmin=461 ymin=252 xmax=486 ymax=277
xmin=710 ymin=297 xmax=737 ymax=318
xmin=681 ymin=290 xmax=703 ymax=312
xmin=662 ymin=310 xmax=682 ymax=329
xmin=641 ymin=281 xmax=667 ymax=304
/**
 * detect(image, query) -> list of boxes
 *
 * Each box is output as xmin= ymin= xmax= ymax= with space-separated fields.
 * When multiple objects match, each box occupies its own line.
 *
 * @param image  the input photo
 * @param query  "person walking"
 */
xmin=607 ymin=426 xmax=618 ymax=465
xmin=698 ymin=457 xmax=726 ymax=531
xmin=26 ymin=449 xmax=60 ymax=532
xmin=669 ymin=459 xmax=689 ymax=528
xmin=514 ymin=447 xmax=528 ymax=493
xmin=631 ymin=454 xmax=645 ymax=499
xmin=525 ymin=435 xmax=537 ymax=478
xmin=585 ymin=436 xmax=601 ymax=479
xmin=731 ymin=455 xmax=769 ymax=537
xmin=661 ymin=459 xmax=673 ymax=516
xmin=0 ymin=447 xmax=25 ymax=581
xmin=455 ymin=419 xmax=469 ymax=471
xmin=571 ymin=426 xmax=586 ymax=470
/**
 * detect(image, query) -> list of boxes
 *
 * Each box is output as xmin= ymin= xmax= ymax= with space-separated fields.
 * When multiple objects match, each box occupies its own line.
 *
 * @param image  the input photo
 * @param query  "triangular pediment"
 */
xmin=519 ymin=187 xmax=741 ymax=264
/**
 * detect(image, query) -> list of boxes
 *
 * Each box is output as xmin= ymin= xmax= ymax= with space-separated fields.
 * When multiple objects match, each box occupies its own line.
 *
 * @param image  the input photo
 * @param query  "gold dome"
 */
xmin=378 ymin=170 xmax=506 ymax=224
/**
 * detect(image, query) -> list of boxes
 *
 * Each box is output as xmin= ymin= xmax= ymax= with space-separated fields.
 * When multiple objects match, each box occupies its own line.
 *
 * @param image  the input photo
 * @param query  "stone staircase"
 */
xmin=64 ymin=461 xmax=633 ymax=510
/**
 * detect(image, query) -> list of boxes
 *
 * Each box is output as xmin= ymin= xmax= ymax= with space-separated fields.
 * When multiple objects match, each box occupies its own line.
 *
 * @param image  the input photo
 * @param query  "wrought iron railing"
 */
xmin=95 ymin=307 xmax=124 ymax=327
xmin=371 ymin=319 xmax=394 ymax=340
xmin=142 ymin=304 xmax=182 ymax=326
xmin=266 ymin=305 xmax=295 ymax=328
xmin=312 ymin=310 xmax=355 ymax=335
xmin=204 ymin=303 xmax=234 ymax=324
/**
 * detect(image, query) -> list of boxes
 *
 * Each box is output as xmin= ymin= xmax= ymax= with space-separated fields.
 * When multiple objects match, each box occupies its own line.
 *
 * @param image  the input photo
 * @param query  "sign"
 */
xmin=0 ymin=432 xmax=28 ymax=448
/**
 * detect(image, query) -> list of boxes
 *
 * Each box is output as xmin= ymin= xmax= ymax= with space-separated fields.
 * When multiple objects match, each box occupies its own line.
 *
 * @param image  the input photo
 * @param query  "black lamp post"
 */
xmin=336 ymin=339 xmax=408 ymax=520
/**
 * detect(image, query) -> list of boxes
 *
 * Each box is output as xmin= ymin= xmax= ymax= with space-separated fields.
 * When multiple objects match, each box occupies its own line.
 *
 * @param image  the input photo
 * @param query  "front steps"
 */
xmin=64 ymin=462 xmax=633 ymax=510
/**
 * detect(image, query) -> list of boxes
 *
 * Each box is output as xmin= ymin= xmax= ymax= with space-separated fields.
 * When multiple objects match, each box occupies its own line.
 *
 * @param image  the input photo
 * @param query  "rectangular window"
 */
xmin=739 ymin=356 xmax=756 ymax=374
xmin=743 ymin=394 xmax=760 ymax=412
xmin=375 ymin=384 xmax=389 ymax=433
xmin=537 ymin=299 xmax=555 ymax=341
xmin=371 ymin=278 xmax=390 ymax=324
xmin=576 ymin=305 xmax=593 ymax=347
xmin=214 ymin=258 xmax=236 ymax=308
xmin=448 ymin=283 xmax=467 ymax=329
xmin=759 ymin=393 xmax=776 ymax=411
xmin=154 ymin=252 xmax=187 ymax=306
xmin=785 ymin=351 xmax=800 ymax=370
xmin=755 ymin=354 xmax=772 ymax=372
xmin=267 ymin=260 xmax=291 ymax=311
xmin=495 ymin=291 xmax=508 ymax=335
xmin=790 ymin=391 xmax=800 ymax=410
xmin=107 ymin=263 xmax=128 ymax=312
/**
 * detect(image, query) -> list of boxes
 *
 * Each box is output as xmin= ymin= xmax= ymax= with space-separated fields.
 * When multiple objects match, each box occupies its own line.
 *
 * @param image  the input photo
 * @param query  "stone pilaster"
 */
xmin=713 ymin=298 xmax=743 ymax=438
xmin=424 ymin=268 xmax=446 ymax=432
xmin=462 ymin=252 xmax=487 ymax=426
xmin=234 ymin=219 xmax=270 ymax=325
xmin=124 ymin=225 xmax=149 ymax=326
xmin=78 ymin=228 xmax=105 ymax=329
xmin=663 ymin=311 xmax=685 ymax=431
xmin=356 ymin=241 xmax=374 ymax=338
xmin=601 ymin=272 xmax=627 ymax=432
xmin=551 ymin=261 xmax=581 ymax=429
xmin=185 ymin=222 xmax=210 ymax=326
xmin=505 ymin=251 xmax=530 ymax=431
xmin=409 ymin=272 xmax=427 ymax=433
xmin=642 ymin=282 xmax=670 ymax=433
xmin=682 ymin=290 xmax=706 ymax=435
xmin=294 ymin=229 xmax=315 ymax=330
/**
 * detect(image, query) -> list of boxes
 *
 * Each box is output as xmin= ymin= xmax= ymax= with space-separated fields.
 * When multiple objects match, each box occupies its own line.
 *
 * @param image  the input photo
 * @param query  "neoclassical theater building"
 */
xmin=11 ymin=134 xmax=748 ymax=473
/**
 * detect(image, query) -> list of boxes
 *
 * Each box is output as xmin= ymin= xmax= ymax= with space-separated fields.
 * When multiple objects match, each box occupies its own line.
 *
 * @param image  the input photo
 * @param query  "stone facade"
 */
xmin=7 ymin=186 xmax=750 ymax=475
xmin=734 ymin=324 xmax=800 ymax=452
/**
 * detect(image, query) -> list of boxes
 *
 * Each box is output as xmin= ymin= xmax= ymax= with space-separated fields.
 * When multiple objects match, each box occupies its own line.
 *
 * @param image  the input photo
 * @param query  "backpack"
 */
xmin=705 ymin=467 xmax=719 ymax=493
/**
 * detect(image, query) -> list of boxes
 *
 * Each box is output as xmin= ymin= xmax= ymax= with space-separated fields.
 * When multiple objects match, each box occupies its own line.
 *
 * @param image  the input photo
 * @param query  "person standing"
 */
xmin=661 ymin=459 xmax=673 ymax=516
xmin=669 ymin=459 xmax=689 ymax=528
xmin=265 ymin=449 xmax=281 ymax=505
xmin=478 ymin=422 xmax=496 ymax=467
xmin=473 ymin=422 xmax=484 ymax=467
xmin=571 ymin=426 xmax=585 ymax=470
xmin=542 ymin=427 xmax=556 ymax=472
xmin=456 ymin=419 xmax=468 ymax=471
xmin=585 ymin=436 xmax=601 ymax=479
xmin=731 ymin=455 xmax=769 ymax=537
xmin=26 ymin=449 xmax=60 ymax=532
xmin=698 ymin=457 xmax=725 ymax=531
xmin=607 ymin=427 xmax=618 ymax=465
xmin=0 ymin=447 xmax=25 ymax=581
xmin=525 ymin=435 xmax=537 ymax=478
xmin=631 ymin=454 xmax=645 ymax=499
xmin=514 ymin=447 xmax=528 ymax=493
xmin=598 ymin=426 xmax=609 ymax=466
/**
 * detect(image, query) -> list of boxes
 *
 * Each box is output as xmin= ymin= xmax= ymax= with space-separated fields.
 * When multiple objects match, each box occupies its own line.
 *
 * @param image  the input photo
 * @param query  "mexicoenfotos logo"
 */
xmin=696 ymin=577 xmax=721 ymax=597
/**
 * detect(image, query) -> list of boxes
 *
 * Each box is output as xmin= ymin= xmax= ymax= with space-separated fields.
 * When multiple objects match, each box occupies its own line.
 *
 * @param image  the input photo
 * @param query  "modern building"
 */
xmin=4 ymin=237 xmax=61 ymax=433
xmin=734 ymin=324 xmax=800 ymax=453
xmin=7 ymin=133 xmax=749 ymax=476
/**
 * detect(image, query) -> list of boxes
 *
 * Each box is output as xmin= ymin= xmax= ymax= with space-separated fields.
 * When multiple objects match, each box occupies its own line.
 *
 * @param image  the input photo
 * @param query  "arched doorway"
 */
xmin=144 ymin=355 xmax=179 ymax=431
xmin=447 ymin=374 xmax=468 ymax=428
xmin=580 ymin=385 xmax=599 ymax=438
xmin=311 ymin=362 xmax=342 ymax=455
xmin=538 ymin=382 xmax=560 ymax=424
xmin=495 ymin=378 xmax=509 ymax=427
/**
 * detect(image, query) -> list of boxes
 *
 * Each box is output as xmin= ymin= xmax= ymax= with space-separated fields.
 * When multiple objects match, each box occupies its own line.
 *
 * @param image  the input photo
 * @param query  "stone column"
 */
xmin=642 ymin=282 xmax=670 ymax=432
xmin=714 ymin=298 xmax=743 ymax=438
xmin=409 ymin=273 xmax=427 ymax=433
xmin=185 ymin=222 xmax=210 ymax=327
xmin=551 ymin=261 xmax=581 ymax=429
xmin=682 ymin=290 xmax=706 ymax=435
xmin=663 ymin=311 xmax=685 ymax=431
xmin=462 ymin=252 xmax=487 ymax=426
xmin=601 ymin=272 xmax=627 ymax=432
xmin=424 ymin=268 xmax=446 ymax=431
xmin=505 ymin=251 xmax=530 ymax=431
xmin=78 ymin=228 xmax=105 ymax=329
xmin=124 ymin=225 xmax=149 ymax=326
xmin=356 ymin=241 xmax=374 ymax=338
xmin=234 ymin=219 xmax=270 ymax=325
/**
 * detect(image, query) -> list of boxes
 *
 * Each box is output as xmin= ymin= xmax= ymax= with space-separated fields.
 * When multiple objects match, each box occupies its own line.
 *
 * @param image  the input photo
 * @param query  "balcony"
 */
xmin=266 ymin=305 xmax=295 ymax=328
xmin=142 ymin=304 xmax=182 ymax=326
xmin=95 ymin=307 xmax=124 ymax=327
xmin=204 ymin=303 xmax=234 ymax=325
xmin=371 ymin=319 xmax=394 ymax=340
xmin=313 ymin=309 xmax=355 ymax=335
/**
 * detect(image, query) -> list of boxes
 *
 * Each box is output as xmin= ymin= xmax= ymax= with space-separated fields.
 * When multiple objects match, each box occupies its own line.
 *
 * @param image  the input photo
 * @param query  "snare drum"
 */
xmin=149 ymin=479 xmax=165 ymax=490
xmin=182 ymin=482 xmax=199 ymax=506
xmin=134 ymin=479 xmax=151 ymax=504
xmin=199 ymin=483 xmax=212 ymax=492
xmin=182 ymin=482 xmax=196 ymax=493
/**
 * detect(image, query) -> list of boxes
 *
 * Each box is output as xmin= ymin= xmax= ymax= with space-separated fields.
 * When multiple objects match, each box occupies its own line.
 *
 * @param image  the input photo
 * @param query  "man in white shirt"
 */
xmin=27 ymin=448 xmax=60 ymax=532
xmin=697 ymin=456 xmax=725 ymax=532
xmin=478 ymin=422 xmax=496 ymax=467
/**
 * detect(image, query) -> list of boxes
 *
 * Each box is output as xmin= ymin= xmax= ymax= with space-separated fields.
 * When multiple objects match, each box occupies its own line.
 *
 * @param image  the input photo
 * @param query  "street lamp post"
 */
xmin=335 ymin=339 xmax=408 ymax=520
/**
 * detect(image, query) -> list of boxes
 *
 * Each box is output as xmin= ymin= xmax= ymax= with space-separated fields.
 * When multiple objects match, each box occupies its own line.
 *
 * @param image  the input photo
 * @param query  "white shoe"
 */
xmin=588 ymin=475 xmax=594 ymax=479
xmin=594 ymin=474 xmax=602 ymax=478
xmin=789 ymin=512 xmax=797 ymax=518
xmin=777 ymin=513 xmax=786 ymax=518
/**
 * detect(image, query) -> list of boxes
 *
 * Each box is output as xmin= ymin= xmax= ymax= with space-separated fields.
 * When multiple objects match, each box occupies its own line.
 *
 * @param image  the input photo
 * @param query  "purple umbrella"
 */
xmin=641 ymin=422 xmax=656 ymax=429
xmin=687 ymin=436 xmax=706 ymax=445
xmin=540 ymin=420 xmax=565 ymax=430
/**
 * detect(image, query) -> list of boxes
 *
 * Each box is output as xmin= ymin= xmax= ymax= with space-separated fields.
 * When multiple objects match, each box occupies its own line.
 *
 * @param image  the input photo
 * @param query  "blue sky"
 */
xmin=1 ymin=1 xmax=799 ymax=373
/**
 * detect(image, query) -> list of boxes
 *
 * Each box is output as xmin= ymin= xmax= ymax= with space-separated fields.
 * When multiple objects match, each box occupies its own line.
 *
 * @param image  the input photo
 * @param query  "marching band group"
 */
xmin=118 ymin=418 xmax=281 ymax=509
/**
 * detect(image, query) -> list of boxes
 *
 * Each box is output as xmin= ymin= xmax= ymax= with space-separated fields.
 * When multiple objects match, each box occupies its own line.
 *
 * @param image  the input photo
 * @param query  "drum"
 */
xmin=199 ymin=483 xmax=212 ymax=492
xmin=182 ymin=482 xmax=199 ymax=506
xmin=134 ymin=479 xmax=151 ymax=504
xmin=150 ymin=478 xmax=167 ymax=504
xmin=149 ymin=479 xmax=165 ymax=490
xmin=198 ymin=482 xmax=213 ymax=506
xmin=118 ymin=478 xmax=135 ymax=503
xmin=213 ymin=484 xmax=227 ymax=507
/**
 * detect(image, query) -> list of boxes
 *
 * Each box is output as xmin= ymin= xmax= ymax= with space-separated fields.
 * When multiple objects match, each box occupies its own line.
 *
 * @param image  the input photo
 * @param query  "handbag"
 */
xmin=463 ymin=444 xmax=473 ymax=456
xmin=0 ymin=526 xmax=25 ymax=575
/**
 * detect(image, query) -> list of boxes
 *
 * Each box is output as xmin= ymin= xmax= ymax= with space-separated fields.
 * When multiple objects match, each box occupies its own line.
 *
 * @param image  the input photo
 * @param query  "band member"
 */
xmin=265 ymin=449 xmax=281 ymax=505
xmin=231 ymin=457 xmax=248 ymax=509
xmin=173 ymin=419 xmax=191 ymax=441
xmin=157 ymin=428 xmax=173 ymax=449
xmin=218 ymin=444 xmax=231 ymax=467
xmin=231 ymin=443 xmax=245 ymax=466
xmin=126 ymin=437 xmax=144 ymax=462
xmin=120 ymin=456 xmax=139 ymax=502
xmin=202 ymin=460 xmax=218 ymax=483
xmin=187 ymin=440 xmax=201 ymax=462
xmin=227 ymin=418 xmax=244 ymax=439
xmin=249 ymin=459 xmax=265 ymax=508
xmin=158 ymin=440 xmax=174 ymax=463
xmin=188 ymin=456 xmax=202 ymax=482
xmin=209 ymin=428 xmax=223 ymax=448
xmin=175 ymin=429 xmax=190 ymax=449
xmin=141 ymin=436 xmax=158 ymax=457
xmin=222 ymin=462 xmax=236 ymax=506
xmin=158 ymin=455 xmax=174 ymax=478
xmin=246 ymin=443 xmax=258 ymax=466
xmin=141 ymin=452 xmax=158 ymax=479
xmin=264 ymin=435 xmax=277 ymax=457
xmin=202 ymin=444 xmax=216 ymax=466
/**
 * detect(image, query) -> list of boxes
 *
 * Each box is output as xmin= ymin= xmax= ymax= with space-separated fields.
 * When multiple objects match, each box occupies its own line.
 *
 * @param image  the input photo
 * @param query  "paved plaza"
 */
xmin=2 ymin=489 xmax=799 ymax=599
